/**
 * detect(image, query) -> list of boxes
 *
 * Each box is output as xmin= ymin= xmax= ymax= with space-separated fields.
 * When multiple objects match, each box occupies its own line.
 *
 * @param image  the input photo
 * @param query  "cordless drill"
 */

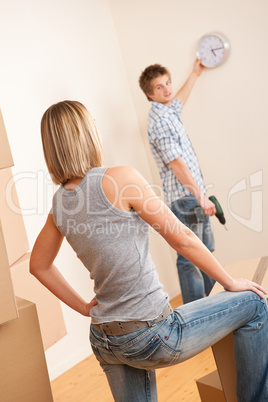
xmin=209 ymin=195 xmax=227 ymax=229
xmin=193 ymin=195 xmax=227 ymax=229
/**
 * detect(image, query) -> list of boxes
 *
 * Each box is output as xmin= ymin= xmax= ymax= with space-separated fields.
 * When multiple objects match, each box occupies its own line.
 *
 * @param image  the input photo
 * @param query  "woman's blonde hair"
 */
xmin=41 ymin=101 xmax=104 ymax=184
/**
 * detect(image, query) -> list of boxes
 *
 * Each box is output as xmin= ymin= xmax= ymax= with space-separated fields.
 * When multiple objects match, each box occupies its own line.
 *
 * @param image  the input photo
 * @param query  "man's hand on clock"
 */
xmin=193 ymin=58 xmax=205 ymax=76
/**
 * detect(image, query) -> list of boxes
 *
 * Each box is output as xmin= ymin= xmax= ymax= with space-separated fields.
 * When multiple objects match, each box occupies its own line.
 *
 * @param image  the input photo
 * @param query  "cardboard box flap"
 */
xmin=0 ymin=168 xmax=29 ymax=265
xmin=0 ymin=109 xmax=14 ymax=169
xmin=196 ymin=370 xmax=225 ymax=402
xmin=252 ymin=256 xmax=268 ymax=284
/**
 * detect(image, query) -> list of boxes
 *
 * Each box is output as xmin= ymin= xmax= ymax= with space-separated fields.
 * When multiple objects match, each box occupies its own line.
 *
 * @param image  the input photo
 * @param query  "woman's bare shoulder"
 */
xmin=102 ymin=166 xmax=147 ymax=211
xmin=105 ymin=166 xmax=144 ymax=186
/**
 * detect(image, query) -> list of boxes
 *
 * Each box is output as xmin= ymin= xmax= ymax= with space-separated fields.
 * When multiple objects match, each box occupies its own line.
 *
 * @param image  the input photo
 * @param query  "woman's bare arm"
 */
xmin=30 ymin=212 xmax=97 ymax=315
xmin=104 ymin=166 xmax=266 ymax=298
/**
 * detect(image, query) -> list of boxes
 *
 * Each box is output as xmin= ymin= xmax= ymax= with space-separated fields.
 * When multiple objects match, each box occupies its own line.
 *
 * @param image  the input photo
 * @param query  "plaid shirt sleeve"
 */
xmin=152 ymin=119 xmax=182 ymax=164
xmin=172 ymin=98 xmax=183 ymax=116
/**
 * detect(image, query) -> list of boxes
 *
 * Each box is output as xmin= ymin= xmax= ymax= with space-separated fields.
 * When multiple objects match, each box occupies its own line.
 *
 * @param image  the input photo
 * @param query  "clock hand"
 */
xmin=211 ymin=49 xmax=216 ymax=56
xmin=211 ymin=46 xmax=224 ymax=51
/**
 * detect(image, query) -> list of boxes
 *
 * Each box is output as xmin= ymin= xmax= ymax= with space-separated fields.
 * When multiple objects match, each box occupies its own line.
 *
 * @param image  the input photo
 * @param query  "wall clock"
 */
xmin=196 ymin=32 xmax=230 ymax=68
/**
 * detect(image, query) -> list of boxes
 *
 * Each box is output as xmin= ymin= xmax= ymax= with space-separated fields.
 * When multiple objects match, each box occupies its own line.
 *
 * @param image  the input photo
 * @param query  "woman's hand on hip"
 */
xmin=85 ymin=297 xmax=98 ymax=317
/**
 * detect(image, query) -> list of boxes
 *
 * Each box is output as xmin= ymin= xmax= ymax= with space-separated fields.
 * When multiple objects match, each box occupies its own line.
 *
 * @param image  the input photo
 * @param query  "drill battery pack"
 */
xmin=193 ymin=206 xmax=205 ymax=223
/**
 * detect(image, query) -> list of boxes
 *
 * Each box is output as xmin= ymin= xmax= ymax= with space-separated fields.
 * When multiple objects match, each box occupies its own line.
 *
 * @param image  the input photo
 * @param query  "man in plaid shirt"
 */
xmin=139 ymin=59 xmax=216 ymax=304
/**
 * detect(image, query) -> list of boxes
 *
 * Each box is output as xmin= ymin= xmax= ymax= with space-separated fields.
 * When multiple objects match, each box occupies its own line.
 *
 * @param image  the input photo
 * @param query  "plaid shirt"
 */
xmin=147 ymin=98 xmax=206 ymax=205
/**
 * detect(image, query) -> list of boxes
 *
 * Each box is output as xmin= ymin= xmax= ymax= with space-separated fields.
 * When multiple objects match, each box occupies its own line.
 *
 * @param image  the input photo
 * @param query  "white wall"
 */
xmin=110 ymin=0 xmax=268 ymax=267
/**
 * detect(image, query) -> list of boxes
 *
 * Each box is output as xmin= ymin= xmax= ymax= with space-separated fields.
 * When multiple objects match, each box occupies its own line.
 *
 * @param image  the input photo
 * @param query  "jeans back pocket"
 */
xmin=121 ymin=334 xmax=180 ymax=369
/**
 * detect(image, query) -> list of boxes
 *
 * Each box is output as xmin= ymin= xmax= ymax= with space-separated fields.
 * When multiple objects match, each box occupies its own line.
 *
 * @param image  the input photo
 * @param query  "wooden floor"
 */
xmin=51 ymin=295 xmax=217 ymax=401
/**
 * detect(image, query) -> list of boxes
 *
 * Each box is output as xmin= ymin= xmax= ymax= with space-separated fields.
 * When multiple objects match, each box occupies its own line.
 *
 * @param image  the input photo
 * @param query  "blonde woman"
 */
xmin=30 ymin=100 xmax=268 ymax=402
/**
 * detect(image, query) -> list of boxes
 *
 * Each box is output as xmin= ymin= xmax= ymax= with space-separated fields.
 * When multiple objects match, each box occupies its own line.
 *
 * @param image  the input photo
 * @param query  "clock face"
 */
xmin=197 ymin=34 xmax=227 ymax=68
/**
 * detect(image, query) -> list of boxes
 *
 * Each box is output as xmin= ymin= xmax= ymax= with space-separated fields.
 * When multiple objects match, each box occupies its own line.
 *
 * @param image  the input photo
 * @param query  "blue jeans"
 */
xmin=170 ymin=196 xmax=216 ymax=304
xmin=90 ymin=291 xmax=268 ymax=402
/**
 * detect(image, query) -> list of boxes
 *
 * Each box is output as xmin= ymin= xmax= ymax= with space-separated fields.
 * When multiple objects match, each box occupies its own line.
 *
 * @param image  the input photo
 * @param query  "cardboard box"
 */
xmin=210 ymin=256 xmax=268 ymax=401
xmin=0 ymin=220 xmax=18 ymax=325
xmin=210 ymin=256 xmax=268 ymax=296
xmin=0 ymin=109 xmax=14 ymax=169
xmin=196 ymin=370 xmax=225 ymax=402
xmin=0 ymin=297 xmax=53 ymax=402
xmin=0 ymin=167 xmax=29 ymax=265
xmin=212 ymin=334 xmax=237 ymax=402
xmin=10 ymin=252 xmax=67 ymax=350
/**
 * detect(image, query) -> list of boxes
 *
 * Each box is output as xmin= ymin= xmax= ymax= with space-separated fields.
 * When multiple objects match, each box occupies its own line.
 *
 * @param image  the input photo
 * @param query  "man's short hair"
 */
xmin=139 ymin=64 xmax=171 ymax=101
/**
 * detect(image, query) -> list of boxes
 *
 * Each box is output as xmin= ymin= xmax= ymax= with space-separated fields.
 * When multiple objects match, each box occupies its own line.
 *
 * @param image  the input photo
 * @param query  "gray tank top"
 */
xmin=52 ymin=167 xmax=168 ymax=324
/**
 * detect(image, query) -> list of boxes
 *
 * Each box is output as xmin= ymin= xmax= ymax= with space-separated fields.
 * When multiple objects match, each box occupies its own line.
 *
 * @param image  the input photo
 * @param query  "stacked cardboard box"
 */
xmin=0 ymin=297 xmax=54 ymax=402
xmin=0 ymin=109 xmax=67 ymax=400
xmin=0 ymin=109 xmax=24 ymax=326
xmin=196 ymin=256 xmax=268 ymax=401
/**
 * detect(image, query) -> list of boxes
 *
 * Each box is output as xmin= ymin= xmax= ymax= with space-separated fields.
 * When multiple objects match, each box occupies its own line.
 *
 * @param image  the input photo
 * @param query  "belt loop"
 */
xmin=147 ymin=320 xmax=156 ymax=327
xmin=99 ymin=324 xmax=110 ymax=350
